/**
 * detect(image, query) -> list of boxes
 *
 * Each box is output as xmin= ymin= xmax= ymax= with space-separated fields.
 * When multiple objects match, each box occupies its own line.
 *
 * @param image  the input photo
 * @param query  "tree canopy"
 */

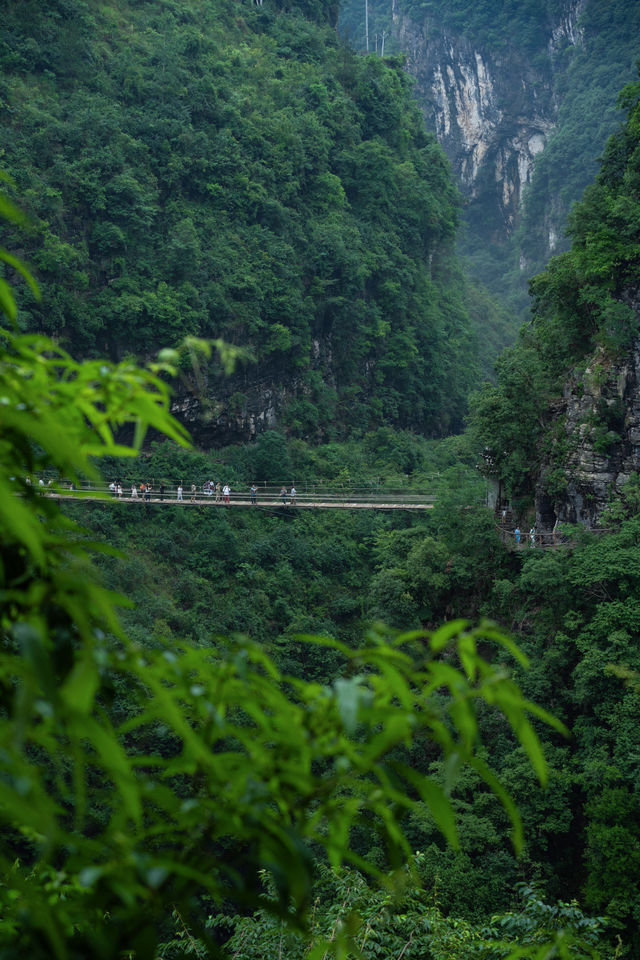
xmin=0 ymin=0 xmax=476 ymax=438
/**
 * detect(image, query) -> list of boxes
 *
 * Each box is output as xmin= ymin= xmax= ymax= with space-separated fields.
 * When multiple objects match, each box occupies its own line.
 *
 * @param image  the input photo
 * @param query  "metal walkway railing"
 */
xmin=37 ymin=484 xmax=437 ymax=512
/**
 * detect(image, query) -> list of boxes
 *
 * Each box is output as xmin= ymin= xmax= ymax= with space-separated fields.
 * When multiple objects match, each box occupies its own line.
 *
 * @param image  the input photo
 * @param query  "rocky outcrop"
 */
xmin=171 ymin=359 xmax=312 ymax=446
xmin=392 ymin=0 xmax=585 ymax=242
xmin=536 ymin=329 xmax=640 ymax=530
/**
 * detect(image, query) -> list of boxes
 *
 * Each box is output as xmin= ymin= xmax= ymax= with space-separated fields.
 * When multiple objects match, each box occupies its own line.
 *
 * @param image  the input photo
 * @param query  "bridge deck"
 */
xmin=47 ymin=492 xmax=436 ymax=511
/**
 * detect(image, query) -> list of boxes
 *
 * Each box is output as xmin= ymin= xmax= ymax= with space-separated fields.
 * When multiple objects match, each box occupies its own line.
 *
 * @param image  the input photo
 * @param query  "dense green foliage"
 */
xmin=71 ymin=412 xmax=640 ymax=954
xmin=70 ymin=434 xmax=480 ymax=659
xmin=0 ymin=191 xmax=573 ymax=959
xmin=83 ymin=436 xmax=640 ymax=956
xmin=371 ymin=494 xmax=640 ymax=954
xmin=219 ymin=867 xmax=609 ymax=959
xmin=445 ymin=68 xmax=640 ymax=954
xmin=0 ymin=328 xmax=558 ymax=958
xmin=0 ymin=0 xmax=476 ymax=437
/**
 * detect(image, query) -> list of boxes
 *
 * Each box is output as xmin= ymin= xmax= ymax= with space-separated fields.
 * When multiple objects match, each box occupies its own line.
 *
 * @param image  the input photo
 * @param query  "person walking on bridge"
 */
xmin=223 ymin=483 xmax=230 ymax=504
xmin=177 ymin=484 xmax=183 ymax=502
xmin=280 ymin=486 xmax=287 ymax=505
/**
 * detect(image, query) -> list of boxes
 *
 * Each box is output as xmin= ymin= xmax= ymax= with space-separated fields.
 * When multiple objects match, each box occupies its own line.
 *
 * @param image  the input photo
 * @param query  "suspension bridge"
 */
xmin=39 ymin=483 xmax=438 ymax=512
xmin=37 ymin=484 xmax=605 ymax=545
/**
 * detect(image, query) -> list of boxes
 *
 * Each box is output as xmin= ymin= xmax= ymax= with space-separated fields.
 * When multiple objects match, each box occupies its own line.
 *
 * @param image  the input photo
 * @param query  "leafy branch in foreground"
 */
xmin=0 ymin=619 xmax=564 ymax=959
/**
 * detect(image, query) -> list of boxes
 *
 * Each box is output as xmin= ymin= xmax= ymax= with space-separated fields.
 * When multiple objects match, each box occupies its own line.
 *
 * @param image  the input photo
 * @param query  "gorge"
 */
xmin=3 ymin=0 xmax=640 ymax=956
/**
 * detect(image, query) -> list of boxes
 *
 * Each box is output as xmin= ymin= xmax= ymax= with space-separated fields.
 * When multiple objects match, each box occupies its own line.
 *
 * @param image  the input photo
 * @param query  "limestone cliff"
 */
xmin=392 ymin=0 xmax=586 ymax=244
xmin=536 ymin=311 xmax=640 ymax=531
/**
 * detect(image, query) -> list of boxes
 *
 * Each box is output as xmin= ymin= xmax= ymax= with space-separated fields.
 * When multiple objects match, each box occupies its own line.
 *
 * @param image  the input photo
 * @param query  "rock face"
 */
xmin=392 ymin=0 xmax=585 ymax=243
xmin=536 ymin=330 xmax=640 ymax=530
xmin=170 ymin=358 xmax=317 ymax=447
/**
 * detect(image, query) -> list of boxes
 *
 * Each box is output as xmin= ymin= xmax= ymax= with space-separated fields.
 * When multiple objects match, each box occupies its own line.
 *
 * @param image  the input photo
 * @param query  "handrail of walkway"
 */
xmin=34 ymin=482 xmax=437 ymax=501
xmin=497 ymin=524 xmax=615 ymax=549
xmin=36 ymin=484 xmax=437 ymax=511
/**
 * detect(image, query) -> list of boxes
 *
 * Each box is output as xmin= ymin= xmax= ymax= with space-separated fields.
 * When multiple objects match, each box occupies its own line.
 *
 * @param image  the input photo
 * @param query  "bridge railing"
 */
xmin=33 ymin=477 xmax=439 ymax=505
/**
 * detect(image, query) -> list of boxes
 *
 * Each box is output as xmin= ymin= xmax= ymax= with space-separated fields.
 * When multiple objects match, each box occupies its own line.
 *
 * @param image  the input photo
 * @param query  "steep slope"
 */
xmin=0 ymin=0 xmax=475 ymax=442
xmin=340 ymin=0 xmax=640 ymax=322
xmin=473 ymin=74 xmax=640 ymax=528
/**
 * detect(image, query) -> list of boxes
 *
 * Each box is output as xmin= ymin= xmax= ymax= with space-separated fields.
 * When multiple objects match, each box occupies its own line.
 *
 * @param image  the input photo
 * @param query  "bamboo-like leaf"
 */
xmin=0 ymin=277 xmax=17 ymax=322
xmin=396 ymin=763 xmax=459 ymax=848
xmin=0 ymin=479 xmax=47 ymax=566
xmin=60 ymin=653 xmax=100 ymax=715
xmin=334 ymin=677 xmax=365 ymax=734
xmin=508 ymin=712 xmax=548 ymax=786
xmin=448 ymin=696 xmax=478 ymax=750
xmin=469 ymin=755 xmax=524 ymax=854
xmin=430 ymin=619 xmax=470 ymax=652
xmin=521 ymin=698 xmax=570 ymax=737
xmin=457 ymin=630 xmax=478 ymax=681
xmin=78 ymin=716 xmax=142 ymax=826
xmin=479 ymin=623 xmax=530 ymax=669
xmin=0 ymin=249 xmax=40 ymax=300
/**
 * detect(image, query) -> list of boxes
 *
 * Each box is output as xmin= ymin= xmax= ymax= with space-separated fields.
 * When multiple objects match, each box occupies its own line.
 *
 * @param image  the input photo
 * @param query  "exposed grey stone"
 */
xmin=392 ymin=0 xmax=585 ymax=244
xmin=536 ymin=320 xmax=640 ymax=531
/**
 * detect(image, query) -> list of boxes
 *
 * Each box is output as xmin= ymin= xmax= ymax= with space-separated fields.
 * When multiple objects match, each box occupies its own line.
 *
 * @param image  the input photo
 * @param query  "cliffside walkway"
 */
xmin=497 ymin=525 xmax=615 ymax=550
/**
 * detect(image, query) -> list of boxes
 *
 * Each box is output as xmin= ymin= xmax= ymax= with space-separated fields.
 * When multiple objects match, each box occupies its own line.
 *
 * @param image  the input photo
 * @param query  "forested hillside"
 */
xmin=445 ymin=71 xmax=640 ymax=952
xmin=0 ymin=227 xmax=587 ymax=955
xmin=1 ymin=0 xmax=477 ymax=439
xmin=71 ymin=435 xmax=640 ymax=956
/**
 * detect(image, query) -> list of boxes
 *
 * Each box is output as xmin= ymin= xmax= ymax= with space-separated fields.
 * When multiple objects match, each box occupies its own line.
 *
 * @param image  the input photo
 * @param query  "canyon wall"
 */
xmin=392 ymin=0 xmax=586 ymax=246
xmin=536 ymin=308 xmax=640 ymax=530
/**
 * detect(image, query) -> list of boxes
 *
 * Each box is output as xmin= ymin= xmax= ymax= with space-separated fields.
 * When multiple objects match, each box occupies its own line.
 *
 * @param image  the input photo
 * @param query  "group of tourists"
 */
xmin=107 ymin=480 xmax=299 ymax=506
xmin=501 ymin=507 xmax=537 ymax=547
xmin=513 ymin=525 xmax=537 ymax=546
xmin=193 ymin=483 xmax=298 ymax=505
xmin=178 ymin=481 xmax=231 ymax=503
xmin=279 ymin=485 xmax=296 ymax=504
xmin=110 ymin=481 xmax=167 ymax=501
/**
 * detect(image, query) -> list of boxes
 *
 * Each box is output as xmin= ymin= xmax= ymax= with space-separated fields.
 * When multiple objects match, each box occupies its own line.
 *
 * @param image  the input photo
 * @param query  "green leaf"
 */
xmin=430 ymin=619 xmax=470 ymax=652
xmin=395 ymin=763 xmax=459 ymax=848
xmin=60 ymin=654 xmax=100 ymax=715
xmin=333 ymin=677 xmax=365 ymax=734
xmin=470 ymin=755 xmax=523 ymax=854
